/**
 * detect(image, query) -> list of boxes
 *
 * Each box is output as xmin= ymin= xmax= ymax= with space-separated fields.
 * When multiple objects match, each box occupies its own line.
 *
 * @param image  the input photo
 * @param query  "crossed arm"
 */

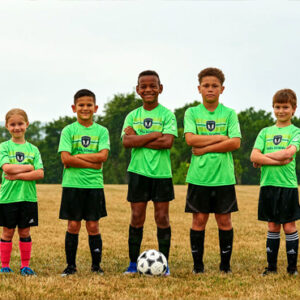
xmin=61 ymin=149 xmax=109 ymax=170
xmin=122 ymin=126 xmax=174 ymax=149
xmin=250 ymin=145 xmax=296 ymax=167
xmin=2 ymin=164 xmax=44 ymax=181
xmin=185 ymin=132 xmax=240 ymax=156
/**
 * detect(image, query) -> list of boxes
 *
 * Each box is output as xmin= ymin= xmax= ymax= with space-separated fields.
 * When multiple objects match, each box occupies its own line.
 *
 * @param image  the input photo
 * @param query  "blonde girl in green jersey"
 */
xmin=0 ymin=109 xmax=44 ymax=276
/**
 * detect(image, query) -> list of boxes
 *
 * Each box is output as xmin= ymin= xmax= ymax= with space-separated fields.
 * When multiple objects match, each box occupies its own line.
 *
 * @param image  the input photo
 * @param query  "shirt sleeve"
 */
xmin=0 ymin=143 xmax=9 ymax=168
xmin=253 ymin=128 xmax=266 ymax=152
xmin=227 ymin=110 xmax=242 ymax=138
xmin=184 ymin=108 xmax=197 ymax=134
xmin=33 ymin=147 xmax=44 ymax=170
xmin=121 ymin=112 xmax=133 ymax=139
xmin=98 ymin=127 xmax=110 ymax=151
xmin=58 ymin=126 xmax=72 ymax=153
xmin=289 ymin=129 xmax=300 ymax=151
xmin=162 ymin=111 xmax=178 ymax=137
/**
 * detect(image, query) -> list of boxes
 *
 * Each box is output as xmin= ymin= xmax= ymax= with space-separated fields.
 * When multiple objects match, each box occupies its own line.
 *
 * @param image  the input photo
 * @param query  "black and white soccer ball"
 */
xmin=137 ymin=249 xmax=167 ymax=276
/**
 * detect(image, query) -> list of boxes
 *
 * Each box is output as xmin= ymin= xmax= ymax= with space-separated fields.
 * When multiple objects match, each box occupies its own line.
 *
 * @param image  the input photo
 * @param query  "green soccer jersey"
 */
xmin=184 ymin=103 xmax=241 ymax=186
xmin=0 ymin=140 xmax=43 ymax=204
xmin=58 ymin=121 xmax=110 ymax=188
xmin=253 ymin=124 xmax=300 ymax=188
xmin=121 ymin=104 xmax=178 ymax=178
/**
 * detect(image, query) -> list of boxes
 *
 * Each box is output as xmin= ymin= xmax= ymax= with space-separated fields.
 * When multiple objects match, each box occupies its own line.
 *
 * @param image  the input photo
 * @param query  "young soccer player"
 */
xmin=122 ymin=70 xmax=178 ymax=275
xmin=0 ymin=108 xmax=44 ymax=276
xmin=184 ymin=68 xmax=241 ymax=274
xmin=250 ymin=89 xmax=300 ymax=276
xmin=58 ymin=89 xmax=110 ymax=276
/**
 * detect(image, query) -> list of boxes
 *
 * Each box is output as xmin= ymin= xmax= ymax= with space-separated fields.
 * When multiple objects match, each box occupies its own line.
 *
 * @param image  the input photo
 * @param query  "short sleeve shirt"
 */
xmin=253 ymin=124 xmax=300 ymax=187
xmin=121 ymin=104 xmax=178 ymax=178
xmin=0 ymin=140 xmax=43 ymax=204
xmin=58 ymin=121 xmax=110 ymax=188
xmin=184 ymin=103 xmax=241 ymax=186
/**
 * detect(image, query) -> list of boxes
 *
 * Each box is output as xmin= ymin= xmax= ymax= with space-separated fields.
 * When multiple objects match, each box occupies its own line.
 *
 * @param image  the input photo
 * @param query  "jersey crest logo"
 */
xmin=206 ymin=121 xmax=216 ymax=132
xmin=16 ymin=152 xmax=25 ymax=162
xmin=81 ymin=136 xmax=91 ymax=147
xmin=143 ymin=118 xmax=153 ymax=129
xmin=273 ymin=135 xmax=282 ymax=145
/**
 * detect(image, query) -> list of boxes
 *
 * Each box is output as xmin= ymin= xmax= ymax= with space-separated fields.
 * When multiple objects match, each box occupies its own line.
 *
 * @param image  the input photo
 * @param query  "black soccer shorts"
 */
xmin=127 ymin=172 xmax=175 ymax=202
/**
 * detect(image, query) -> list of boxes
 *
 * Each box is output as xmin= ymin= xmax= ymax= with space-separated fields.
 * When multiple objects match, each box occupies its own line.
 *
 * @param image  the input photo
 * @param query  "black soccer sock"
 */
xmin=20 ymin=236 xmax=32 ymax=243
xmin=285 ymin=231 xmax=298 ymax=272
xmin=89 ymin=234 xmax=102 ymax=267
xmin=157 ymin=227 xmax=171 ymax=261
xmin=219 ymin=228 xmax=233 ymax=269
xmin=266 ymin=231 xmax=280 ymax=270
xmin=190 ymin=229 xmax=205 ymax=271
xmin=65 ymin=232 xmax=78 ymax=267
xmin=128 ymin=225 xmax=143 ymax=263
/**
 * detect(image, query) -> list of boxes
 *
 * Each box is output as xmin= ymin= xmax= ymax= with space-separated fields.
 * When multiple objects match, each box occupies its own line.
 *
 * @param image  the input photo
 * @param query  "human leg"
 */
xmin=283 ymin=222 xmax=298 ymax=275
xmin=0 ymin=227 xmax=15 ymax=271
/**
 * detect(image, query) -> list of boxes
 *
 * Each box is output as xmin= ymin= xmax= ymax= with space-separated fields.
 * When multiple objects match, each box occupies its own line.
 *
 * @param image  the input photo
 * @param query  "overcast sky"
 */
xmin=1 ymin=0 xmax=300 ymax=122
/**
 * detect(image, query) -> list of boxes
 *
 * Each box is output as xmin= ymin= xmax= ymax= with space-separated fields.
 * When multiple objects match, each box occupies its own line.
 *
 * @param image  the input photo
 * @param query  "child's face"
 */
xmin=72 ymin=96 xmax=98 ymax=122
xmin=136 ymin=75 xmax=163 ymax=104
xmin=273 ymin=102 xmax=296 ymax=124
xmin=198 ymin=76 xmax=224 ymax=104
xmin=6 ymin=114 xmax=29 ymax=141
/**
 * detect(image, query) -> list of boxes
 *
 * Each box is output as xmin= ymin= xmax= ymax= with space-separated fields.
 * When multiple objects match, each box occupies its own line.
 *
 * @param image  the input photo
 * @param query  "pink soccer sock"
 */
xmin=0 ymin=241 xmax=13 ymax=268
xmin=19 ymin=241 xmax=32 ymax=268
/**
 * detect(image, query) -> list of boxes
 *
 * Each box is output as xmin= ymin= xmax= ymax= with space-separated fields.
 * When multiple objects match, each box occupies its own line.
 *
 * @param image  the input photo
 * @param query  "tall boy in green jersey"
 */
xmin=184 ymin=68 xmax=241 ymax=274
xmin=251 ymin=89 xmax=300 ymax=276
xmin=122 ymin=70 xmax=177 ymax=275
xmin=58 ymin=89 xmax=110 ymax=276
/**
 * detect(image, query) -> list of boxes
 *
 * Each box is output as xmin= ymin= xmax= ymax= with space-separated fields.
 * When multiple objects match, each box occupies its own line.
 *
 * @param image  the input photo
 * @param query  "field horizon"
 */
xmin=0 ymin=184 xmax=300 ymax=299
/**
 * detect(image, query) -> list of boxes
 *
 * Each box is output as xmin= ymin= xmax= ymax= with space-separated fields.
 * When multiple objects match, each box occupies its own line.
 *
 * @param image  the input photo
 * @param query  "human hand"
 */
xmin=124 ymin=126 xmax=136 ymax=135
xmin=4 ymin=173 xmax=19 ymax=180
xmin=192 ymin=147 xmax=206 ymax=156
xmin=253 ymin=162 xmax=261 ymax=168
xmin=91 ymin=163 xmax=103 ymax=170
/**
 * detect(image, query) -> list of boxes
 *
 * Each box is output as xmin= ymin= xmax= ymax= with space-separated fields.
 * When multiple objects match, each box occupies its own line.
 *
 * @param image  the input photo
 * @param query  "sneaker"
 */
xmin=262 ymin=267 xmax=277 ymax=276
xmin=193 ymin=267 xmax=204 ymax=274
xmin=0 ymin=267 xmax=13 ymax=273
xmin=20 ymin=267 xmax=36 ymax=276
xmin=220 ymin=264 xmax=232 ymax=273
xmin=61 ymin=265 xmax=77 ymax=277
xmin=91 ymin=265 xmax=104 ymax=275
xmin=164 ymin=266 xmax=170 ymax=276
xmin=124 ymin=262 xmax=137 ymax=274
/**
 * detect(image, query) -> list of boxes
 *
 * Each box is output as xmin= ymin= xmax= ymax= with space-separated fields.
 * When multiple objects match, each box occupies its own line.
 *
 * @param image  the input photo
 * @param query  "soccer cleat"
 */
xmin=287 ymin=267 xmax=298 ymax=276
xmin=61 ymin=265 xmax=77 ymax=277
xmin=123 ymin=262 xmax=137 ymax=274
xmin=0 ymin=267 xmax=13 ymax=273
xmin=91 ymin=265 xmax=104 ymax=275
xmin=262 ymin=267 xmax=277 ymax=276
xmin=220 ymin=264 xmax=232 ymax=273
xmin=164 ymin=266 xmax=170 ymax=276
xmin=193 ymin=266 xmax=204 ymax=274
xmin=20 ymin=267 xmax=36 ymax=276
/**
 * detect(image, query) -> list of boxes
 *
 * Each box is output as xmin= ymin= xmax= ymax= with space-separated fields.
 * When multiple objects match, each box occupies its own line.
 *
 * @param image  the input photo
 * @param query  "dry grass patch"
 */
xmin=0 ymin=185 xmax=300 ymax=299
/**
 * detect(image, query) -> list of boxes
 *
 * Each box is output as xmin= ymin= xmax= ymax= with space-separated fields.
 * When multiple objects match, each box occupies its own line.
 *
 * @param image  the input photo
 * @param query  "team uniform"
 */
xmin=184 ymin=103 xmax=241 ymax=272
xmin=0 ymin=140 xmax=43 ymax=273
xmin=253 ymin=124 xmax=300 ymax=273
xmin=122 ymin=104 xmax=178 ymax=269
xmin=58 ymin=121 xmax=110 ymax=273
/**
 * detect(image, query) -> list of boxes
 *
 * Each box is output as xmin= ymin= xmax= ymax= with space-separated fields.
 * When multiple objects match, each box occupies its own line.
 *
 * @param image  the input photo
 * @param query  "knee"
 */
xmin=216 ymin=215 xmax=232 ymax=230
xmin=131 ymin=211 xmax=145 ymax=227
xmin=1 ymin=228 xmax=15 ymax=240
xmin=192 ymin=214 xmax=208 ymax=230
xmin=283 ymin=222 xmax=297 ymax=234
xmin=155 ymin=212 xmax=169 ymax=227
xmin=68 ymin=221 xmax=81 ymax=234
xmin=18 ymin=228 xmax=30 ymax=239
xmin=86 ymin=222 xmax=99 ymax=235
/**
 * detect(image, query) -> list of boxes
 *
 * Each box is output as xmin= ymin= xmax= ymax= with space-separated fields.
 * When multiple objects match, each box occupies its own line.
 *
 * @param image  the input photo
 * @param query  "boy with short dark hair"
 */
xmin=122 ymin=70 xmax=178 ymax=275
xmin=251 ymin=88 xmax=300 ymax=276
xmin=58 ymin=89 xmax=110 ymax=276
xmin=184 ymin=67 xmax=241 ymax=273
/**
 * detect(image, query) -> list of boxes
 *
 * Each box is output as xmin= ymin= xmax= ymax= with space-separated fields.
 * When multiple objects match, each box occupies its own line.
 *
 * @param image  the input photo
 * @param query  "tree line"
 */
xmin=1 ymin=92 xmax=300 ymax=185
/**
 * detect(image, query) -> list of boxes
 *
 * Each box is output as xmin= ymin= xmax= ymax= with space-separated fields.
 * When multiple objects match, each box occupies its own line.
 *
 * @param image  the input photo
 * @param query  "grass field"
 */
xmin=1 ymin=185 xmax=300 ymax=299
